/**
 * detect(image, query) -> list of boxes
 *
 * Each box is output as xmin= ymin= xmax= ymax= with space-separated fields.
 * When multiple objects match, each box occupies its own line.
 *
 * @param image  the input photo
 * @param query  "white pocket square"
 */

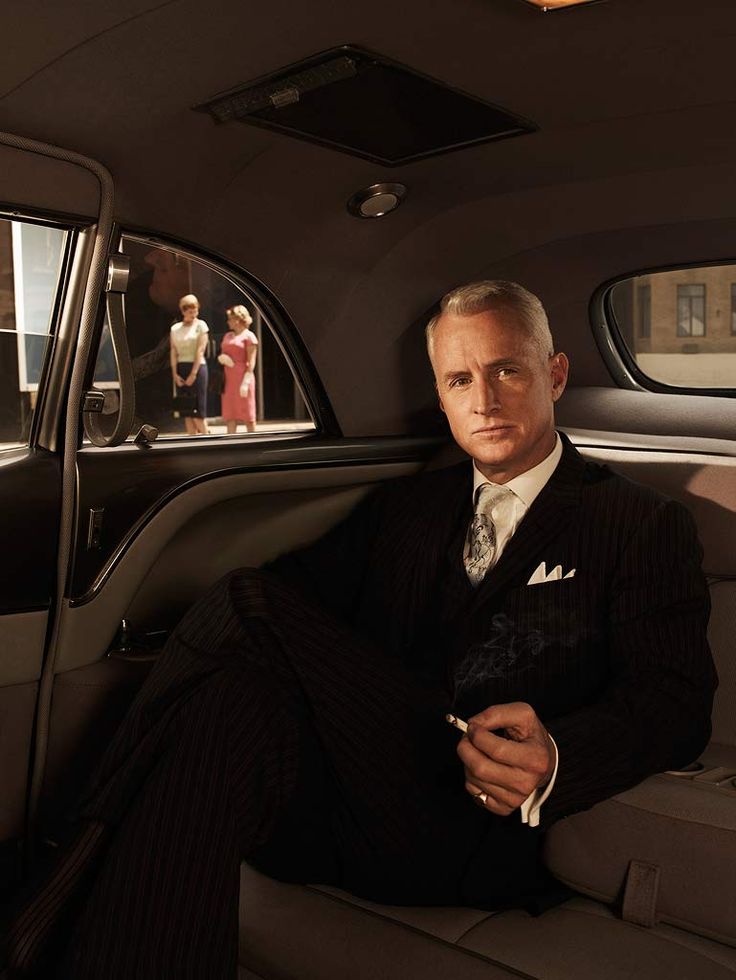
xmin=527 ymin=561 xmax=576 ymax=586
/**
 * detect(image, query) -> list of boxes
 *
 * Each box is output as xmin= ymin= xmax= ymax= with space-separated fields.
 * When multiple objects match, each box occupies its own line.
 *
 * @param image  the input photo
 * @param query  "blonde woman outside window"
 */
xmin=217 ymin=305 xmax=259 ymax=433
xmin=170 ymin=293 xmax=209 ymax=435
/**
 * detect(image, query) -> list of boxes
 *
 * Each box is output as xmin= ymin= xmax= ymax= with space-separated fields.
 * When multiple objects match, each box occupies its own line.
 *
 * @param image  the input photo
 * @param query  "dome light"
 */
xmin=347 ymin=183 xmax=407 ymax=219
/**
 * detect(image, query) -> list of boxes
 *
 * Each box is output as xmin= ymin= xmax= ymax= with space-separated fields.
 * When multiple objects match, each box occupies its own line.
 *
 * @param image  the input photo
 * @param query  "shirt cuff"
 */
xmin=519 ymin=734 xmax=558 ymax=828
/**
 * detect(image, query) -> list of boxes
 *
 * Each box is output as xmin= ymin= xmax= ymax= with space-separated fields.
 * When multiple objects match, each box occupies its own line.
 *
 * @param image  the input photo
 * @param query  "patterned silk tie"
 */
xmin=464 ymin=483 xmax=513 ymax=586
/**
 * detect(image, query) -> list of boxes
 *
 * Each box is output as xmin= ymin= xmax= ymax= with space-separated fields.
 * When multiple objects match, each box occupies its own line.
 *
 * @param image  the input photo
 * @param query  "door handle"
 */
xmin=107 ymin=619 xmax=168 ymax=662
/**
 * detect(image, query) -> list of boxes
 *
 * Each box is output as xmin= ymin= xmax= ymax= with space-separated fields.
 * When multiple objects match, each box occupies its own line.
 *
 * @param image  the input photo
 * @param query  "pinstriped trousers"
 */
xmin=5 ymin=569 xmax=533 ymax=979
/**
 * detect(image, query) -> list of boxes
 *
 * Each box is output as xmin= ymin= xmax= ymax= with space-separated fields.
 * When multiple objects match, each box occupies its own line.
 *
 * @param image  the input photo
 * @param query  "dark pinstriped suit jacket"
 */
xmin=271 ymin=432 xmax=718 ymax=827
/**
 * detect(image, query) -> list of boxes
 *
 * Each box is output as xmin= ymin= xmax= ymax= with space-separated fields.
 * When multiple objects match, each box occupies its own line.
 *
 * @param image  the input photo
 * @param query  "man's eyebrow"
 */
xmin=442 ymin=358 xmax=520 ymax=382
xmin=486 ymin=357 xmax=520 ymax=369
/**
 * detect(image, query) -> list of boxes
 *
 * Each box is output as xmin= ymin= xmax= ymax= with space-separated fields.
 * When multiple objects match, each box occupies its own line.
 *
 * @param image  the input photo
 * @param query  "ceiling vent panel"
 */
xmin=195 ymin=46 xmax=536 ymax=166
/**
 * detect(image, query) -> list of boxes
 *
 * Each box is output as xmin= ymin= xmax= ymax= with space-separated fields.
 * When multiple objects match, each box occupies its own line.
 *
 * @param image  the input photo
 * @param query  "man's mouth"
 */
xmin=472 ymin=425 xmax=514 ymax=435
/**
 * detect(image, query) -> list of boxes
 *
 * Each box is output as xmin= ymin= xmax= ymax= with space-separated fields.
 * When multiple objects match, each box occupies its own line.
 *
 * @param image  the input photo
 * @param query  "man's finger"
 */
xmin=465 ymin=725 xmax=550 ymax=776
xmin=465 ymin=781 xmax=517 ymax=816
xmin=458 ymin=738 xmax=540 ymax=797
xmin=465 ymin=778 xmax=527 ymax=811
xmin=470 ymin=702 xmax=540 ymax=740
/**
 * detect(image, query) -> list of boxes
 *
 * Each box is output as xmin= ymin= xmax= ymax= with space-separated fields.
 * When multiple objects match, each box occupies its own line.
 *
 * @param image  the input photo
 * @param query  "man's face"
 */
xmin=431 ymin=309 xmax=568 ymax=483
xmin=145 ymin=249 xmax=191 ymax=313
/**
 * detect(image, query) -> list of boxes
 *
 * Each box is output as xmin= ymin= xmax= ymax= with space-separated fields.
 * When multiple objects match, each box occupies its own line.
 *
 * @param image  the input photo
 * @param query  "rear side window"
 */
xmin=604 ymin=264 xmax=736 ymax=391
xmin=0 ymin=216 xmax=68 ymax=449
xmin=92 ymin=235 xmax=315 ymax=440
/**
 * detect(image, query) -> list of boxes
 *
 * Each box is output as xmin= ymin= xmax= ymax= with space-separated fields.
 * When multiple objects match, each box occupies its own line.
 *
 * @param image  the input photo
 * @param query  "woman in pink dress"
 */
xmin=218 ymin=305 xmax=259 ymax=433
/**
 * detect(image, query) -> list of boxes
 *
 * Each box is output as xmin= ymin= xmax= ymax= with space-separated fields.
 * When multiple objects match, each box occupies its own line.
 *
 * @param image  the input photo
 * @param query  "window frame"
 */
xmin=85 ymin=228 xmax=340 ymax=444
xmin=0 ymin=202 xmax=86 ymax=453
xmin=591 ymin=261 xmax=736 ymax=398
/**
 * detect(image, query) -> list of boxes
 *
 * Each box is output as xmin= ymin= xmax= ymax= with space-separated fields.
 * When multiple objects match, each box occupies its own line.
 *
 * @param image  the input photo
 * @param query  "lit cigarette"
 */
xmin=445 ymin=713 xmax=468 ymax=733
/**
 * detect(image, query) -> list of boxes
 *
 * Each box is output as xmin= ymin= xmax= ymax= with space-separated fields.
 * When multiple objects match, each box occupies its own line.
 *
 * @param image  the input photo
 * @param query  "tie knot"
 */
xmin=475 ymin=482 xmax=514 ymax=516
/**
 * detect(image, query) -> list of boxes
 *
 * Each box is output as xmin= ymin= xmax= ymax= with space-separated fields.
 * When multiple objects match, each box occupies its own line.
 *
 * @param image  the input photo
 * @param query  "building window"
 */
xmin=637 ymin=284 xmax=651 ymax=338
xmin=676 ymin=284 xmax=705 ymax=337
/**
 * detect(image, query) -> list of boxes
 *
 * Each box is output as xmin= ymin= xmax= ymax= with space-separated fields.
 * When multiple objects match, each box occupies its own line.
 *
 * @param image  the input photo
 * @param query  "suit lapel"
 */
xmin=469 ymin=434 xmax=587 ymax=609
xmin=397 ymin=461 xmax=472 ymax=638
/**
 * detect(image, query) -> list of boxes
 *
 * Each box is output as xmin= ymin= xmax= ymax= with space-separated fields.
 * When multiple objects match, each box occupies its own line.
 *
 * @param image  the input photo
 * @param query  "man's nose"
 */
xmin=472 ymin=381 xmax=499 ymax=415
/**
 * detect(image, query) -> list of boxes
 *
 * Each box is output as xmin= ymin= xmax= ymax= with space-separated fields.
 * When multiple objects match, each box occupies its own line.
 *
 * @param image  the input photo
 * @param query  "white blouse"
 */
xmin=170 ymin=318 xmax=209 ymax=362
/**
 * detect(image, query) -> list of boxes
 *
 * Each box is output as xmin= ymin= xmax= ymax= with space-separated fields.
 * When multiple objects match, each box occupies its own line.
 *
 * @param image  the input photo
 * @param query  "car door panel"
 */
xmin=0 ymin=683 xmax=42 ymax=842
xmin=0 ymin=450 xmax=61 ymax=612
xmin=0 ymin=431 xmax=61 ymax=876
xmin=61 ymin=440 xmax=434 ymax=673
xmin=39 ymin=441 xmax=439 ymax=831
xmin=0 ymin=611 xmax=49 ymax=686
xmin=71 ymin=436 xmax=439 ymax=601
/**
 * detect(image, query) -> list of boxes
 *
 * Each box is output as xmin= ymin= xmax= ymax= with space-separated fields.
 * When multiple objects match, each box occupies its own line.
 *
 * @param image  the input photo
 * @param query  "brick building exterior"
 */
xmin=632 ymin=265 xmax=736 ymax=355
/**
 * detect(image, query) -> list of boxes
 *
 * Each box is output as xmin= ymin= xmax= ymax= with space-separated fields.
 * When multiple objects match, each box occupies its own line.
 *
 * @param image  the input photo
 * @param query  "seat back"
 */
xmin=575 ymin=443 xmax=736 ymax=746
xmin=546 ymin=440 xmax=736 ymax=947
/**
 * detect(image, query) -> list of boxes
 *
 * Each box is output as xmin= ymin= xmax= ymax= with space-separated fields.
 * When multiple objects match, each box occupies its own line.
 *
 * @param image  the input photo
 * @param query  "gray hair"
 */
xmin=426 ymin=280 xmax=554 ymax=363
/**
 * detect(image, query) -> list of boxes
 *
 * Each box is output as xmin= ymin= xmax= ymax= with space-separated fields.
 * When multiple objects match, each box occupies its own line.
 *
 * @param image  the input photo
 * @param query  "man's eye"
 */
xmin=497 ymin=368 xmax=517 ymax=379
xmin=450 ymin=377 xmax=470 ymax=389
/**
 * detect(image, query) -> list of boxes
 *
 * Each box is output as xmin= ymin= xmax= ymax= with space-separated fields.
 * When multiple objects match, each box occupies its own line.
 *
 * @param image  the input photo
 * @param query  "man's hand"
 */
xmin=457 ymin=702 xmax=555 ymax=816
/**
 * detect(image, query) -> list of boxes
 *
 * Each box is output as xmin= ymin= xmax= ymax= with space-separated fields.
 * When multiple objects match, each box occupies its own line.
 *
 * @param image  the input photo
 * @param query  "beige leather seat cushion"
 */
xmin=543 ymin=583 xmax=736 ymax=949
xmin=240 ymin=865 xmax=736 ymax=980
xmin=239 ymin=865 xmax=736 ymax=979
xmin=239 ymin=865 xmax=528 ymax=980
xmin=457 ymin=899 xmax=736 ymax=979
xmin=543 ymin=744 xmax=736 ymax=948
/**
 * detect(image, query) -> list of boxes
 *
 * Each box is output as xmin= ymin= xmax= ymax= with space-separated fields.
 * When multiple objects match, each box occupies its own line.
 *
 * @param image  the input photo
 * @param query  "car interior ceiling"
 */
xmin=1 ymin=0 xmax=736 ymax=435
xmin=1 ymin=0 xmax=736 ymax=977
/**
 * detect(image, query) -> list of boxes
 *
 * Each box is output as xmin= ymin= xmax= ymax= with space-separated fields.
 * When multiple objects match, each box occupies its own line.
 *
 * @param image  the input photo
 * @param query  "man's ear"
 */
xmin=435 ymin=381 xmax=446 ymax=415
xmin=550 ymin=352 xmax=569 ymax=402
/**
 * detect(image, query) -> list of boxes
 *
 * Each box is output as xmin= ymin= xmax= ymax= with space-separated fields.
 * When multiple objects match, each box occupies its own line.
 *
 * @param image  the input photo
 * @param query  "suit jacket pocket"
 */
xmin=506 ymin=575 xmax=590 ymax=627
xmin=489 ymin=576 xmax=598 ymax=676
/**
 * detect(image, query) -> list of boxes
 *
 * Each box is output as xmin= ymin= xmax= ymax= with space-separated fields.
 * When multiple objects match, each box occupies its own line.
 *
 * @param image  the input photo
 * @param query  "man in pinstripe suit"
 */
xmin=6 ymin=282 xmax=716 ymax=979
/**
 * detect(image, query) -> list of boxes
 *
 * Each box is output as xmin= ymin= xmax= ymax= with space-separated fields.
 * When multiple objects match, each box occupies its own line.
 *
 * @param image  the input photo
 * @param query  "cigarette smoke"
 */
xmin=452 ymin=613 xmax=546 ymax=703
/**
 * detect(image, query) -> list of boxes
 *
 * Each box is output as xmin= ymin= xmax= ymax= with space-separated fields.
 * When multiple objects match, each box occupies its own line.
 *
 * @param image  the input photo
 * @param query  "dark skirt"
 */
xmin=176 ymin=361 xmax=208 ymax=417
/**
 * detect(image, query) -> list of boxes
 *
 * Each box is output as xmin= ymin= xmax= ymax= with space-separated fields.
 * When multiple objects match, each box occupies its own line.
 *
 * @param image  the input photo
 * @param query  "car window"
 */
xmin=0 ymin=216 xmax=68 ymax=449
xmin=91 ymin=235 xmax=315 ymax=440
xmin=606 ymin=264 xmax=736 ymax=391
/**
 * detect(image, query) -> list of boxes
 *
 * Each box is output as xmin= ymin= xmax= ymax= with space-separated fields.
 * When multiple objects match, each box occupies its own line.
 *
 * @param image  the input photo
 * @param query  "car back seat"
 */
xmin=238 ymin=437 xmax=736 ymax=979
xmin=239 ymin=866 xmax=736 ymax=979
xmin=543 ymin=445 xmax=736 ymax=951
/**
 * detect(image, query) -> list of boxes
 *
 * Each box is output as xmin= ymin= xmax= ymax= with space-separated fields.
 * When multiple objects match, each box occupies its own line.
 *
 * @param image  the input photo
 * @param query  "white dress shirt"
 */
xmin=469 ymin=433 xmax=562 ymax=828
